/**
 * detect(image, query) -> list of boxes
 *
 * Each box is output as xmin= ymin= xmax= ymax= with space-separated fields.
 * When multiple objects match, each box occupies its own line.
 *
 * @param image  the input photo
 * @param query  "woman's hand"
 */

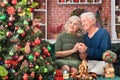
xmin=55 ymin=43 xmax=79 ymax=57
xmin=72 ymin=43 xmax=79 ymax=53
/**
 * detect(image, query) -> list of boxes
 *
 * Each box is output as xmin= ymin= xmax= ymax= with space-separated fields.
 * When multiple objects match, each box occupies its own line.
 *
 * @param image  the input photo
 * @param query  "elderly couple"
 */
xmin=55 ymin=12 xmax=111 ymax=75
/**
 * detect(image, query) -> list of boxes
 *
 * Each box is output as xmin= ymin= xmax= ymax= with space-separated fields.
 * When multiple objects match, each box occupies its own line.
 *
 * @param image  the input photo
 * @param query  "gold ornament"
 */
xmin=76 ymin=60 xmax=97 ymax=80
xmin=104 ymin=67 xmax=115 ymax=78
xmin=18 ymin=11 xmax=25 ymax=17
xmin=25 ymin=42 xmax=30 ymax=54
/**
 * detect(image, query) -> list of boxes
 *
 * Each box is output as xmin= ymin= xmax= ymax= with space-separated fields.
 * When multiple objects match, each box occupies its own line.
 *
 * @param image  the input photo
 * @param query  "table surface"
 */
xmin=97 ymin=76 xmax=120 ymax=80
xmin=64 ymin=76 xmax=120 ymax=80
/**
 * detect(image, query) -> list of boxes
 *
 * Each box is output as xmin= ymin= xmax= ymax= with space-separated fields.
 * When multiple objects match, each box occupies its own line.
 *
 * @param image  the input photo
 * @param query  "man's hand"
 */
xmin=79 ymin=53 xmax=88 ymax=60
xmin=77 ymin=43 xmax=87 ymax=54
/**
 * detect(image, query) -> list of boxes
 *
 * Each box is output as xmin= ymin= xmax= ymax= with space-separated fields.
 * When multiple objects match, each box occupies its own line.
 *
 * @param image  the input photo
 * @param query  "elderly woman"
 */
xmin=78 ymin=12 xmax=111 ymax=75
xmin=55 ymin=16 xmax=84 ymax=73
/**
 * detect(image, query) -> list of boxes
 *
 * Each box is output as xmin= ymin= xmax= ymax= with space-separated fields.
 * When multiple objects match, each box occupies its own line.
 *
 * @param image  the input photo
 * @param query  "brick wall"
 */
xmin=47 ymin=0 xmax=111 ymax=39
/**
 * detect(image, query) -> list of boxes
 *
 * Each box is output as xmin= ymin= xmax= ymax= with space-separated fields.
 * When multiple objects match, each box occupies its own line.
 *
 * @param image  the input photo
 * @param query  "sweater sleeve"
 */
xmin=55 ymin=34 xmax=63 ymax=52
xmin=86 ymin=30 xmax=111 ymax=60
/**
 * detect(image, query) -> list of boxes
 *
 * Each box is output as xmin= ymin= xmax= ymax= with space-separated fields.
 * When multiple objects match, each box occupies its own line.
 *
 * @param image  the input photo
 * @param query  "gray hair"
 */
xmin=64 ymin=16 xmax=81 ymax=31
xmin=80 ymin=12 xmax=96 ymax=24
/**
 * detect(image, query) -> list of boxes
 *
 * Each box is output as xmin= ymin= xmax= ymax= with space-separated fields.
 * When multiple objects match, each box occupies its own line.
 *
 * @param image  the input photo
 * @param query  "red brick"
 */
xmin=45 ymin=0 xmax=111 ymax=39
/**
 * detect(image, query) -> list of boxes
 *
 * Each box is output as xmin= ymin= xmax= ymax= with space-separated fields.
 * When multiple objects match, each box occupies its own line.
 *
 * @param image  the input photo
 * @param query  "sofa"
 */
xmin=111 ymin=43 xmax=120 ymax=76
xmin=49 ymin=42 xmax=120 ymax=79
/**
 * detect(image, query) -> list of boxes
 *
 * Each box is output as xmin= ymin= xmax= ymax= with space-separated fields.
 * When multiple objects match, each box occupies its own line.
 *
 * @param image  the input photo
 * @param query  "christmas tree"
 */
xmin=0 ymin=0 xmax=54 ymax=80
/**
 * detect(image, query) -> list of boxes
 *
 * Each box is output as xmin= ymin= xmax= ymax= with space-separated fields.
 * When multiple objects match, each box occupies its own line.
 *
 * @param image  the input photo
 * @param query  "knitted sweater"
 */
xmin=84 ymin=28 xmax=111 ymax=60
xmin=55 ymin=32 xmax=84 ymax=60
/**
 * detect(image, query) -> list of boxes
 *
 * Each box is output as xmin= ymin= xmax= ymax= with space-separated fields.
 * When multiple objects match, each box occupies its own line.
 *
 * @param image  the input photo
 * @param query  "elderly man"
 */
xmin=78 ymin=12 xmax=111 ymax=75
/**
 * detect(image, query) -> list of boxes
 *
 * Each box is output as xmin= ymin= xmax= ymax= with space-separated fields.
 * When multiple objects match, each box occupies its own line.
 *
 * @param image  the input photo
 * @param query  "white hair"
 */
xmin=80 ymin=12 xmax=96 ymax=24
xmin=64 ymin=15 xmax=81 ymax=31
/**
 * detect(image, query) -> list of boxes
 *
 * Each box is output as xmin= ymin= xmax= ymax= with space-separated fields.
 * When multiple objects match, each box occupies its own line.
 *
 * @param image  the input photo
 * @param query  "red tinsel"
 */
xmin=54 ymin=70 xmax=64 ymax=80
xmin=47 ymin=24 xmax=63 ymax=34
xmin=5 ymin=59 xmax=17 ymax=67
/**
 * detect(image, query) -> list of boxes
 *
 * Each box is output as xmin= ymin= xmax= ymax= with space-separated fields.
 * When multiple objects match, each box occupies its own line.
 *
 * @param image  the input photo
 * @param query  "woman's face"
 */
xmin=68 ymin=19 xmax=80 ymax=34
xmin=81 ymin=16 xmax=92 ymax=32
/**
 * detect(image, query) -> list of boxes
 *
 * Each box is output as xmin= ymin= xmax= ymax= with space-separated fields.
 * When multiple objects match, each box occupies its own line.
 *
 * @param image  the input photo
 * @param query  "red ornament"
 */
xmin=29 ymin=63 xmax=34 ymax=68
xmin=46 ymin=52 xmax=51 ymax=57
xmin=14 ymin=72 xmax=18 ymax=76
xmin=21 ymin=32 xmax=26 ymax=37
xmin=6 ymin=31 xmax=12 ymax=37
xmin=6 ymin=6 xmax=16 ymax=15
xmin=5 ymin=59 xmax=17 ymax=67
xmin=34 ymin=38 xmax=41 ymax=45
xmin=42 ymin=47 xmax=50 ymax=56
xmin=42 ymin=55 xmax=46 ymax=59
xmin=74 ymin=0 xmax=79 ymax=2
xmin=15 ymin=26 xmax=19 ymax=30
xmin=45 ymin=52 xmax=50 ymax=57
xmin=30 ymin=72 xmax=35 ymax=77
xmin=4 ymin=76 xmax=9 ymax=80
xmin=8 ymin=22 xmax=13 ymax=27
xmin=35 ymin=51 xmax=40 ymax=57
xmin=0 ymin=56 xmax=2 ymax=61
xmin=54 ymin=70 xmax=64 ymax=80
xmin=30 ymin=8 xmax=34 ymax=12
xmin=60 ymin=0 xmax=64 ymax=2
xmin=34 ymin=56 xmax=36 ymax=61
xmin=27 ymin=1 xmax=32 ymax=5
xmin=46 ymin=62 xmax=50 ymax=65
xmin=15 ymin=44 xmax=21 ymax=51
xmin=42 ymin=47 xmax=46 ymax=50
xmin=31 ymin=42 xmax=35 ymax=47
xmin=13 ymin=54 xmax=19 ymax=60
xmin=0 ymin=2 xmax=6 ymax=7
xmin=36 ymin=25 xmax=41 ymax=28
xmin=39 ymin=75 xmax=42 ymax=80
xmin=18 ymin=7 xmax=22 ymax=13
xmin=23 ymin=73 xmax=28 ymax=80
xmin=17 ymin=55 xmax=24 ymax=62
xmin=43 ymin=48 xmax=49 ymax=54
xmin=12 ymin=0 xmax=18 ymax=5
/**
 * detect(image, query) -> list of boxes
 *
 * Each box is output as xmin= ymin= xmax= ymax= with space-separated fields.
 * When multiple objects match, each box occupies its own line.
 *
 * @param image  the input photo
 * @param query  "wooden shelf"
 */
xmin=115 ymin=23 xmax=120 ymax=25
xmin=39 ymin=23 xmax=46 ymax=26
xmin=34 ymin=9 xmax=47 ymax=12
xmin=32 ymin=0 xmax=47 ymax=40
xmin=111 ymin=39 xmax=120 ymax=43
xmin=58 ymin=0 xmax=102 ymax=4
xmin=111 ymin=0 xmax=120 ymax=41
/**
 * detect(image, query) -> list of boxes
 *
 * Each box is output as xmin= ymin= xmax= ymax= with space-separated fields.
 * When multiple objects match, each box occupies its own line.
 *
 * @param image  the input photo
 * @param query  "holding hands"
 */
xmin=77 ymin=43 xmax=87 ymax=54
xmin=72 ymin=43 xmax=80 ymax=53
xmin=73 ymin=43 xmax=88 ymax=60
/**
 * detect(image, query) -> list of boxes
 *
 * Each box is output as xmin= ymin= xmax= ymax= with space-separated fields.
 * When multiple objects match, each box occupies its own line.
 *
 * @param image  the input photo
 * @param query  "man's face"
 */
xmin=80 ymin=16 xmax=92 ymax=32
